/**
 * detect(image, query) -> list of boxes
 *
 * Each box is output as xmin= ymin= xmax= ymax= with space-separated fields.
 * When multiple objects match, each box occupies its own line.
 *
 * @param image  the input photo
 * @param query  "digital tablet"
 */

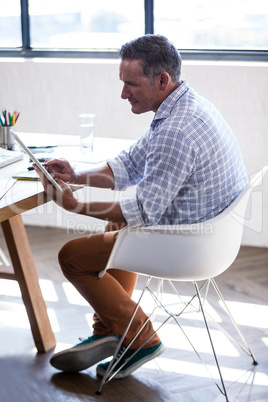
xmin=11 ymin=129 xmax=63 ymax=192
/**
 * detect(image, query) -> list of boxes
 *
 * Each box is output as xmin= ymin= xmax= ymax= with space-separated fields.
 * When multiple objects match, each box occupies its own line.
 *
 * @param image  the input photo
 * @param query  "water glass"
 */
xmin=79 ymin=114 xmax=95 ymax=154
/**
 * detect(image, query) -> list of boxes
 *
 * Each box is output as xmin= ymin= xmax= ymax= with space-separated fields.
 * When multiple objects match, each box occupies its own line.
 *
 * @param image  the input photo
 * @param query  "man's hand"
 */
xmin=43 ymin=158 xmax=78 ymax=184
xmin=33 ymin=163 xmax=79 ymax=212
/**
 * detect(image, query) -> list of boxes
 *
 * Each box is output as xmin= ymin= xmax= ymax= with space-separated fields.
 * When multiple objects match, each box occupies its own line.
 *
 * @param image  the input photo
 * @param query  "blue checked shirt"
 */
xmin=108 ymin=80 xmax=248 ymax=227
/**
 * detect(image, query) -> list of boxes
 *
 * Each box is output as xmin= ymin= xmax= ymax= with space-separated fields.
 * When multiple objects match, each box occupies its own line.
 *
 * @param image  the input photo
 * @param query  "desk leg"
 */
xmin=1 ymin=215 xmax=56 ymax=353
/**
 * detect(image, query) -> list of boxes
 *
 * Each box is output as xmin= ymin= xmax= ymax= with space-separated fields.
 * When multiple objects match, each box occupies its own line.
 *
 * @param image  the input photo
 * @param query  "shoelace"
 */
xmin=112 ymin=345 xmax=127 ymax=366
xmin=115 ymin=346 xmax=126 ymax=360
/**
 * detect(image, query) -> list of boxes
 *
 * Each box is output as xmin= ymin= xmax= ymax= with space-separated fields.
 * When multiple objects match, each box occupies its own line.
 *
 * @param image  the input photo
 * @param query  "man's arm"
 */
xmin=34 ymin=161 xmax=127 ymax=224
xmin=75 ymin=163 xmax=115 ymax=189
xmin=74 ymin=200 xmax=126 ymax=223
xmin=44 ymin=159 xmax=115 ymax=189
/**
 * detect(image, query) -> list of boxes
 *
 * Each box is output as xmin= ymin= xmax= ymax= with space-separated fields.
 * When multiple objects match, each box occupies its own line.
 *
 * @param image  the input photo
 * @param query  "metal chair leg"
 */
xmin=194 ymin=282 xmax=229 ymax=402
xmin=210 ymin=278 xmax=258 ymax=365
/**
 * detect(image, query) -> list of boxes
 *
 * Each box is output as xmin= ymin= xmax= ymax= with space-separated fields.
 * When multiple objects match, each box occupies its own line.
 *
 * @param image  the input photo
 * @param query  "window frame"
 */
xmin=0 ymin=0 xmax=267 ymax=61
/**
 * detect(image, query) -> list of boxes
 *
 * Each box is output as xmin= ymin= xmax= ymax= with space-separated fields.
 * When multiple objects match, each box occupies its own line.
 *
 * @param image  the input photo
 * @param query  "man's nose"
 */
xmin=121 ymin=84 xmax=130 ymax=100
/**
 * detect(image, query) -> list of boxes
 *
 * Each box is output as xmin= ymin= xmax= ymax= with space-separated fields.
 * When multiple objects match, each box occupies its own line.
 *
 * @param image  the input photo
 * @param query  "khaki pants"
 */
xmin=58 ymin=223 xmax=160 ymax=349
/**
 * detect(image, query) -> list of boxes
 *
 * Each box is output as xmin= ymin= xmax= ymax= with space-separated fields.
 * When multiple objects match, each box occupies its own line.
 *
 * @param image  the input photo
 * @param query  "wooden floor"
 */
xmin=0 ymin=226 xmax=268 ymax=402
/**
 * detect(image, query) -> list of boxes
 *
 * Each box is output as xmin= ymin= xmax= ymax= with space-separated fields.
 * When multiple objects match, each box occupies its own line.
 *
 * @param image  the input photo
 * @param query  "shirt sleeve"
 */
xmin=120 ymin=196 xmax=145 ymax=227
xmin=107 ymin=156 xmax=130 ymax=191
xmin=107 ymin=132 xmax=150 ymax=190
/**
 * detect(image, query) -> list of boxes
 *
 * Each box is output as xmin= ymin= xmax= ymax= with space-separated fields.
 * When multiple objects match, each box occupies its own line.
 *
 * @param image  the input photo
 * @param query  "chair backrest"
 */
xmin=99 ymin=166 xmax=268 ymax=282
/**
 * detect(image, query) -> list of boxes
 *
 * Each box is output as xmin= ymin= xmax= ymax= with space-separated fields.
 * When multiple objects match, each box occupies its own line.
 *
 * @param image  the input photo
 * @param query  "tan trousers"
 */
xmin=58 ymin=223 xmax=160 ymax=349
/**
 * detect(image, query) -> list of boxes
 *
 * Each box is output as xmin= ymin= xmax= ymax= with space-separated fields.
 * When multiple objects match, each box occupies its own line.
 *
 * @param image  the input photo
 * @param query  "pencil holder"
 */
xmin=0 ymin=126 xmax=15 ymax=150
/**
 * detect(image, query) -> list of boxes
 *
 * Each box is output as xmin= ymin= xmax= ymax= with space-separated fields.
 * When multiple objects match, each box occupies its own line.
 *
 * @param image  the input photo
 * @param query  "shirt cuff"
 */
xmin=107 ymin=157 xmax=129 ymax=191
xmin=120 ymin=197 xmax=145 ymax=227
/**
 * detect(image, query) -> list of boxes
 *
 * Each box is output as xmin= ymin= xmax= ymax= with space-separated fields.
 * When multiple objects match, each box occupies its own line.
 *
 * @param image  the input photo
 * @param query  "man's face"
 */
xmin=119 ymin=59 xmax=161 ymax=114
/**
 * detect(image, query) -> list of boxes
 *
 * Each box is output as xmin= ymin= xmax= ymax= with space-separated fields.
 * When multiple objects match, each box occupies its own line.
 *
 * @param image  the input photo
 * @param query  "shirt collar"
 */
xmin=153 ymin=80 xmax=189 ymax=122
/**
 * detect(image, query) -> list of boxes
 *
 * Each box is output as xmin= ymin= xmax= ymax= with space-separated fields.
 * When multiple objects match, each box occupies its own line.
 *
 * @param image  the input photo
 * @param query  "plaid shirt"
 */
xmin=108 ymin=80 xmax=248 ymax=227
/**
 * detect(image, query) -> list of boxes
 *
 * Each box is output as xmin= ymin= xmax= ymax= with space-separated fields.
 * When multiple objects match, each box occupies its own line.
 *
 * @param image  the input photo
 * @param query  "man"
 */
xmin=34 ymin=34 xmax=248 ymax=378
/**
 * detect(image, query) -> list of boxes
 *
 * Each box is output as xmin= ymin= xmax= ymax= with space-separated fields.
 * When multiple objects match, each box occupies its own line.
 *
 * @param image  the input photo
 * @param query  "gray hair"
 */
xmin=119 ymin=34 xmax=182 ymax=84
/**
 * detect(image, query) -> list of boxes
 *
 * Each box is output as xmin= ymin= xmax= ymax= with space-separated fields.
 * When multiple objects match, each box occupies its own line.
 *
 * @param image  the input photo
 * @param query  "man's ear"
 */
xmin=159 ymin=72 xmax=170 ymax=91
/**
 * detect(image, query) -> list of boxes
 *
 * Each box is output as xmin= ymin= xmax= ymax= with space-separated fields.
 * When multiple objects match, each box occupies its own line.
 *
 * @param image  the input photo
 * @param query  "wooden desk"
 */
xmin=0 ymin=159 xmax=55 ymax=353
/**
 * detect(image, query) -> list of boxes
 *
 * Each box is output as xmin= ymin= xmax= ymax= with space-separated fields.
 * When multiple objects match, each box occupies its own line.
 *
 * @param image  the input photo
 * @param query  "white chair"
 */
xmin=97 ymin=166 xmax=268 ymax=401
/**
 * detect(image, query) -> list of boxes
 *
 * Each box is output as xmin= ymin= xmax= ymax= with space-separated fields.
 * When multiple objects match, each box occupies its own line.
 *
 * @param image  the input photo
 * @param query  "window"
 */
xmin=154 ymin=0 xmax=268 ymax=51
xmin=29 ymin=0 xmax=144 ymax=50
xmin=0 ymin=0 xmax=267 ymax=60
xmin=0 ymin=0 xmax=21 ymax=47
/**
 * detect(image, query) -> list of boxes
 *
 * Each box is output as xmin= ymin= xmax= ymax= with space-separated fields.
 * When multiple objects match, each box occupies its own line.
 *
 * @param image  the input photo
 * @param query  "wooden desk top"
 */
xmin=0 ymin=159 xmax=48 ymax=223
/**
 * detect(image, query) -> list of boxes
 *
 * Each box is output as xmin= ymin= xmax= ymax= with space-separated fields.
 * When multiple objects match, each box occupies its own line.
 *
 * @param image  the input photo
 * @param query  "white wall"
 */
xmin=0 ymin=57 xmax=268 ymax=246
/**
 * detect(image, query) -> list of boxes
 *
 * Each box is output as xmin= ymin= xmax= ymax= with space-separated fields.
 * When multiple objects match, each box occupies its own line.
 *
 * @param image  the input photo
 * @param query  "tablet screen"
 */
xmin=11 ymin=129 xmax=63 ymax=192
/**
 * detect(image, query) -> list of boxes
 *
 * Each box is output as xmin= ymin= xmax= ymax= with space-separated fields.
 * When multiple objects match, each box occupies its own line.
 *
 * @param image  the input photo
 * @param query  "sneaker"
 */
xmin=96 ymin=342 xmax=165 ymax=379
xmin=50 ymin=334 xmax=119 ymax=372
